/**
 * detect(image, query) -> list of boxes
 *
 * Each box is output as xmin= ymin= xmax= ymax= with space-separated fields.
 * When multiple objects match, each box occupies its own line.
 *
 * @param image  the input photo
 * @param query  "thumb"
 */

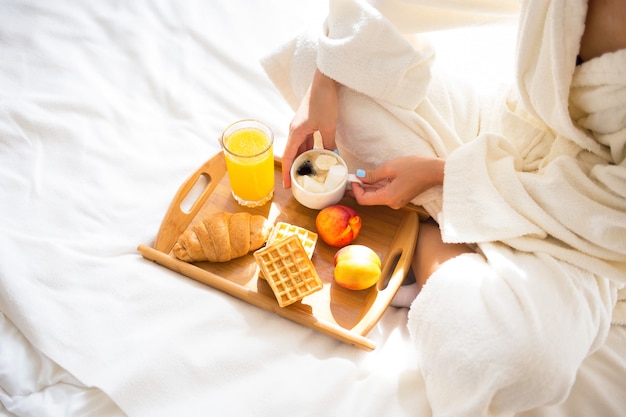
xmin=355 ymin=163 xmax=396 ymax=184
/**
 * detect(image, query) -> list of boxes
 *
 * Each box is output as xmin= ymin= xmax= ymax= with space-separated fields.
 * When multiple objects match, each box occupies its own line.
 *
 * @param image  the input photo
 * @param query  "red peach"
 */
xmin=315 ymin=205 xmax=362 ymax=247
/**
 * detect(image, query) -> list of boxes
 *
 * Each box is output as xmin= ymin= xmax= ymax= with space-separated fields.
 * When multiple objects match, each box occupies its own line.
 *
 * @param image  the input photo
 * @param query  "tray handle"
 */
xmin=153 ymin=152 xmax=227 ymax=253
xmin=351 ymin=209 xmax=419 ymax=336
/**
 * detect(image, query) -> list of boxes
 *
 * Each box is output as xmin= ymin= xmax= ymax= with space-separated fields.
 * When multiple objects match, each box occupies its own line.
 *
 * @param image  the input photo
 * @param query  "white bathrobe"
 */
xmin=262 ymin=0 xmax=626 ymax=415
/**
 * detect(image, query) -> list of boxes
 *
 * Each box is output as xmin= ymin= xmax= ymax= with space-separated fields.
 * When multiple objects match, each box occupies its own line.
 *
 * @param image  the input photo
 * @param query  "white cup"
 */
xmin=290 ymin=149 xmax=359 ymax=210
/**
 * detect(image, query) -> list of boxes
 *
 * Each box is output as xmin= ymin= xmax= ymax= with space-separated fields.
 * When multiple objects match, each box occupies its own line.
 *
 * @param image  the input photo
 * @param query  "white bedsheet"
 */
xmin=0 ymin=1 xmax=624 ymax=416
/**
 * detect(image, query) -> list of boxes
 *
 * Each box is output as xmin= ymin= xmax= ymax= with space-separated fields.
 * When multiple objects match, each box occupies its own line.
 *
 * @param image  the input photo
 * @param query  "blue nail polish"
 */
xmin=333 ymin=149 xmax=340 ymax=155
xmin=356 ymin=169 xmax=366 ymax=178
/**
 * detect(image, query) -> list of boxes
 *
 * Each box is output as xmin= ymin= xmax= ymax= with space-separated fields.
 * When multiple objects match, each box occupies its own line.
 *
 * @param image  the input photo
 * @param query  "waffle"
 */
xmin=254 ymin=235 xmax=323 ymax=307
xmin=259 ymin=222 xmax=318 ymax=281
xmin=267 ymin=222 xmax=317 ymax=259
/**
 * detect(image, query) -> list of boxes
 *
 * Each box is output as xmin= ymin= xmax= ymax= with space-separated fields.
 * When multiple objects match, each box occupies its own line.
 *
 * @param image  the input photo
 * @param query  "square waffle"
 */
xmin=254 ymin=235 xmax=323 ymax=307
xmin=259 ymin=222 xmax=318 ymax=281
xmin=266 ymin=222 xmax=317 ymax=259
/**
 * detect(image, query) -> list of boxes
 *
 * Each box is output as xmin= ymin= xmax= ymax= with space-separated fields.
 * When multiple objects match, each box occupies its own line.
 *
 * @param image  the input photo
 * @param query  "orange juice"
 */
xmin=221 ymin=121 xmax=274 ymax=207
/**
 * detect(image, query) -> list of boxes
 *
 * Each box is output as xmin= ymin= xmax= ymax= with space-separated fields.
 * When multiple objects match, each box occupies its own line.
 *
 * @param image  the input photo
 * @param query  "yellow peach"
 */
xmin=333 ymin=245 xmax=382 ymax=290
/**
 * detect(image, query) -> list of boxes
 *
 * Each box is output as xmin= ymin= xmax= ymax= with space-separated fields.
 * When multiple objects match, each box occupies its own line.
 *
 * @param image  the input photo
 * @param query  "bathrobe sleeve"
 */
xmin=441 ymin=130 xmax=626 ymax=283
xmin=316 ymin=0 xmax=519 ymax=109
xmin=439 ymin=0 xmax=626 ymax=283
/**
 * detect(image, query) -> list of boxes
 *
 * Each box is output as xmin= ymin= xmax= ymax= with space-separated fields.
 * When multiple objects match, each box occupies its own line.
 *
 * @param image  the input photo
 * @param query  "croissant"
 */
xmin=172 ymin=211 xmax=273 ymax=262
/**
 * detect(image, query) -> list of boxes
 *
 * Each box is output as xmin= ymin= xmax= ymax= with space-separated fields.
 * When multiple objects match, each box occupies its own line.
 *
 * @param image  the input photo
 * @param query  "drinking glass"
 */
xmin=220 ymin=120 xmax=274 ymax=207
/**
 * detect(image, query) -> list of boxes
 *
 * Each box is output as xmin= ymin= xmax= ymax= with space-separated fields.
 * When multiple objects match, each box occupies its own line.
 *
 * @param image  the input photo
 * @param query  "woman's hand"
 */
xmin=351 ymin=155 xmax=445 ymax=209
xmin=282 ymin=69 xmax=338 ymax=188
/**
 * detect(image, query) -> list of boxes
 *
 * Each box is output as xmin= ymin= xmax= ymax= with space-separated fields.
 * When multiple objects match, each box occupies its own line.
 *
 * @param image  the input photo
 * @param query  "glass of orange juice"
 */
xmin=220 ymin=120 xmax=274 ymax=207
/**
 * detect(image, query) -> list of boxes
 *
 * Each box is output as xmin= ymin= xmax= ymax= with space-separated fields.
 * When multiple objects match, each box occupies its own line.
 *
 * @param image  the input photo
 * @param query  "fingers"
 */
xmin=281 ymin=156 xmax=294 ymax=189
xmin=353 ymin=182 xmax=408 ymax=209
xmin=283 ymin=126 xmax=336 ymax=188
xmin=281 ymin=145 xmax=296 ymax=190
xmin=351 ymin=181 xmax=393 ymax=207
xmin=281 ymin=139 xmax=297 ymax=189
xmin=282 ymin=129 xmax=313 ymax=189
xmin=350 ymin=164 xmax=406 ymax=209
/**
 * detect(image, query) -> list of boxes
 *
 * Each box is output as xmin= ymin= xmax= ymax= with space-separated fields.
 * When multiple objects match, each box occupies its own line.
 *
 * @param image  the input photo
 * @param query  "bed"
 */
xmin=1 ymin=1 xmax=625 ymax=416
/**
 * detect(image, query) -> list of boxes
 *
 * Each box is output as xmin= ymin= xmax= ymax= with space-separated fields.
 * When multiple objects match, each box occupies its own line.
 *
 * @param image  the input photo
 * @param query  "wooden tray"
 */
xmin=138 ymin=151 xmax=423 ymax=350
